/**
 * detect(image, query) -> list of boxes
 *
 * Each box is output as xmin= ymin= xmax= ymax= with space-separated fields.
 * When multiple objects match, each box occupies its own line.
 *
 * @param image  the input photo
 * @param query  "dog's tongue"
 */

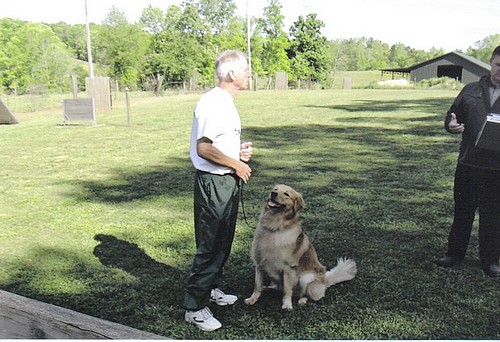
xmin=267 ymin=199 xmax=278 ymax=207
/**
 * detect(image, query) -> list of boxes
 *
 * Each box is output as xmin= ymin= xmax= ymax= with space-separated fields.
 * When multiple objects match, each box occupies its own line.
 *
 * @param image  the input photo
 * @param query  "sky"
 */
xmin=0 ymin=0 xmax=499 ymax=52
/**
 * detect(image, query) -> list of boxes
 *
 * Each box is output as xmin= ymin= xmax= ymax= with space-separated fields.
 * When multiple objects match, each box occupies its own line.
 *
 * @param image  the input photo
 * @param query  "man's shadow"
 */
xmin=93 ymin=234 xmax=185 ymax=305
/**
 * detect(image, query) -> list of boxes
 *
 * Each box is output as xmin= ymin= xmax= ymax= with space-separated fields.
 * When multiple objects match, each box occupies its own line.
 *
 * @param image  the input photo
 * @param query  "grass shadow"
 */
xmin=93 ymin=234 xmax=183 ymax=283
xmin=70 ymin=160 xmax=193 ymax=204
xmin=1 ymin=235 xmax=187 ymax=334
xmin=306 ymin=97 xmax=453 ymax=113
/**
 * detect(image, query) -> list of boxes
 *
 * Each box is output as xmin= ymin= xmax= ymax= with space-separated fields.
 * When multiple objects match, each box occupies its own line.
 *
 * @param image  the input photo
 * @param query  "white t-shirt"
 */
xmin=190 ymin=87 xmax=241 ymax=174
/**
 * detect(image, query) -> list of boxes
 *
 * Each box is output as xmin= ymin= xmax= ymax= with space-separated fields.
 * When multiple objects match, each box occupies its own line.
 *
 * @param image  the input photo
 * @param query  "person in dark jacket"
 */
xmin=438 ymin=45 xmax=500 ymax=277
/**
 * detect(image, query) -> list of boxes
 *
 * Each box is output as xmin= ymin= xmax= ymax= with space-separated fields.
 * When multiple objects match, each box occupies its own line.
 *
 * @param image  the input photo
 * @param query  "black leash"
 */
xmin=239 ymin=182 xmax=255 ymax=228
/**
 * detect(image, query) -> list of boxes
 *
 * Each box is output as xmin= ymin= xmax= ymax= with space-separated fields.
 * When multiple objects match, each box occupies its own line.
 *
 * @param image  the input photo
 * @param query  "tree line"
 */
xmin=1 ymin=0 xmax=499 ymax=95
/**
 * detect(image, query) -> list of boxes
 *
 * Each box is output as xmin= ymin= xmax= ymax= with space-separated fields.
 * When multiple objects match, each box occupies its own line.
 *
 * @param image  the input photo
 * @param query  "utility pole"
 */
xmin=246 ymin=0 xmax=253 ymax=90
xmin=85 ymin=0 xmax=94 ymax=79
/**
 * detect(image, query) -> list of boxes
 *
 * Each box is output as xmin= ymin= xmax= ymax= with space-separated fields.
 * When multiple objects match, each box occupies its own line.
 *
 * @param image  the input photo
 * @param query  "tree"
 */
xmin=49 ymin=23 xmax=87 ymax=61
xmin=288 ymin=13 xmax=330 ymax=82
xmin=99 ymin=6 xmax=150 ymax=89
xmin=0 ymin=19 xmax=75 ymax=93
xmin=142 ymin=4 xmax=205 ymax=89
xmin=467 ymin=34 xmax=500 ymax=63
xmin=3 ymin=1 xmax=497 ymax=93
xmin=365 ymin=38 xmax=390 ymax=70
xmin=139 ymin=5 xmax=167 ymax=35
xmin=0 ymin=18 xmax=24 ymax=92
xmin=257 ymin=0 xmax=291 ymax=75
xmin=182 ymin=0 xmax=237 ymax=35
xmin=214 ymin=16 xmax=247 ymax=53
xmin=259 ymin=0 xmax=285 ymax=37
xmin=388 ymin=43 xmax=413 ymax=68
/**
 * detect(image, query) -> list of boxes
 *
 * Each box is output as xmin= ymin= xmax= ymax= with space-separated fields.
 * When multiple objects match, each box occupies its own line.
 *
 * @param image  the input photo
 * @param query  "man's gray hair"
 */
xmin=215 ymin=50 xmax=248 ymax=81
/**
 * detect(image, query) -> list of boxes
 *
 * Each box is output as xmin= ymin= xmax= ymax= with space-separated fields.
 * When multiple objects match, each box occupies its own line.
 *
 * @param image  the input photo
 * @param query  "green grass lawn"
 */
xmin=0 ymin=89 xmax=498 ymax=339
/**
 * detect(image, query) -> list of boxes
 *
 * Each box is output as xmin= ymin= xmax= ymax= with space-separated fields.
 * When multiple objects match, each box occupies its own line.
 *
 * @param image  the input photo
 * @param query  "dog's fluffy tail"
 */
xmin=325 ymin=257 xmax=357 ymax=287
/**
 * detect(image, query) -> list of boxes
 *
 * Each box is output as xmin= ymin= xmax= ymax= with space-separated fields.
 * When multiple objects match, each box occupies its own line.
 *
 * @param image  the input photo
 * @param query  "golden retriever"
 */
xmin=244 ymin=184 xmax=357 ymax=310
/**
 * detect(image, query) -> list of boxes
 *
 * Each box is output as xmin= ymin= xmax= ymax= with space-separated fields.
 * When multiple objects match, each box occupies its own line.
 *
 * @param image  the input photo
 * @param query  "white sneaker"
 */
xmin=185 ymin=307 xmax=222 ymax=332
xmin=210 ymin=288 xmax=238 ymax=306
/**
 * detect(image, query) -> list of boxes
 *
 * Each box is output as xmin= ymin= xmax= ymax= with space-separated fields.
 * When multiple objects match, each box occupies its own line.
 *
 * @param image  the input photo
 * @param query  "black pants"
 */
xmin=446 ymin=163 xmax=500 ymax=266
xmin=184 ymin=171 xmax=240 ymax=311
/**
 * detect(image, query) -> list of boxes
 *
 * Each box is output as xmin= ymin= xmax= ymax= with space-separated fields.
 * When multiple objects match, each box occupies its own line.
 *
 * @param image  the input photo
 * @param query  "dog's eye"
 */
xmin=284 ymin=192 xmax=290 ymax=197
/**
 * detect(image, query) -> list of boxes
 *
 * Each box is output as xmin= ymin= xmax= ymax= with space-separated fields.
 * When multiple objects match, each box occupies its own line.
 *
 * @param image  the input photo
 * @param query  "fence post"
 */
xmin=343 ymin=77 xmax=352 ymax=89
xmin=125 ymin=87 xmax=131 ymax=127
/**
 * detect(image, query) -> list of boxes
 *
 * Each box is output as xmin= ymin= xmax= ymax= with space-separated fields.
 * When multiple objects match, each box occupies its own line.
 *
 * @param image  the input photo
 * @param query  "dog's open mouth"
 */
xmin=267 ymin=198 xmax=283 ymax=209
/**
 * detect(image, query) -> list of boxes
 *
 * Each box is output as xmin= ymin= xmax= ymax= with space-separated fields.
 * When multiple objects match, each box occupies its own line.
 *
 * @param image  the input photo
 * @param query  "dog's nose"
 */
xmin=270 ymin=191 xmax=278 ymax=199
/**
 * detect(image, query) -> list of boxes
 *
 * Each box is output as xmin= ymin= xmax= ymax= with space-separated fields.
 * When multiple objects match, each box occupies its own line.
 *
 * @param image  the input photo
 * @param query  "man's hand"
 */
xmin=234 ymin=161 xmax=252 ymax=183
xmin=240 ymin=142 xmax=253 ymax=162
xmin=197 ymin=137 xmax=252 ymax=183
xmin=448 ymin=113 xmax=465 ymax=133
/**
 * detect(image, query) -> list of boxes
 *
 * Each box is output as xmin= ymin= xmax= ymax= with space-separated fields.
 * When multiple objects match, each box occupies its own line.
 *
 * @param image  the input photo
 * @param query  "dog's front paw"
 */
xmin=244 ymin=297 xmax=255 ymax=305
xmin=281 ymin=300 xmax=293 ymax=310
xmin=298 ymin=297 xmax=308 ymax=305
xmin=244 ymin=294 xmax=259 ymax=305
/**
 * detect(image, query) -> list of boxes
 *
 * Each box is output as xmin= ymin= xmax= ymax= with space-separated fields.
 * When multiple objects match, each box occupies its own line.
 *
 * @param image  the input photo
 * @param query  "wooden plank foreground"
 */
xmin=0 ymin=290 xmax=166 ymax=339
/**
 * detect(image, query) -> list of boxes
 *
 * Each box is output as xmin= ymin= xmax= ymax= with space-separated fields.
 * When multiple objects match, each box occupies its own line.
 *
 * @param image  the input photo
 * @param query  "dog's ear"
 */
xmin=294 ymin=191 xmax=305 ymax=213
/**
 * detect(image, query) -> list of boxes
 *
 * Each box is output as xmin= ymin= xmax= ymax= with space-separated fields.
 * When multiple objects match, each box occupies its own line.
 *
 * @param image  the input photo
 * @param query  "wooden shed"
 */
xmin=381 ymin=51 xmax=491 ymax=84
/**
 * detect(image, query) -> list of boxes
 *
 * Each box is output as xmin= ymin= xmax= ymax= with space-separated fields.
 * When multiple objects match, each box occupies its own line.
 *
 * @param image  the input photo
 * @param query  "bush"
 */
xmin=417 ymin=77 xmax=463 ymax=90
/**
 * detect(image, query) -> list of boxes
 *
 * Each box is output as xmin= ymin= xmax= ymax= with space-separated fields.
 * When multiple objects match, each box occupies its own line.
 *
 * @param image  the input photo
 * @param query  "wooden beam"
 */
xmin=0 ymin=290 xmax=166 ymax=339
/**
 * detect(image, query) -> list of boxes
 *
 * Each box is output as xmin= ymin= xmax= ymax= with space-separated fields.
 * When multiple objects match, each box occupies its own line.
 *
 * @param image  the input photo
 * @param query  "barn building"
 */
xmin=381 ymin=51 xmax=491 ymax=84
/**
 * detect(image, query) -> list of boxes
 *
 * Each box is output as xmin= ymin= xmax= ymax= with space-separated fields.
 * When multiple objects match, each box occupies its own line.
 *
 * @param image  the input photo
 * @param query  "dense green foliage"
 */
xmin=1 ymin=89 xmax=498 ymax=339
xmin=1 ymin=0 xmax=499 ymax=94
xmin=0 ymin=18 xmax=79 ymax=93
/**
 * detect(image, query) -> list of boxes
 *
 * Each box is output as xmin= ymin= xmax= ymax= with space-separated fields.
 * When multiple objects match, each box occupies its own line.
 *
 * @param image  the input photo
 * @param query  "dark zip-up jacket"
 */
xmin=444 ymin=75 xmax=500 ymax=170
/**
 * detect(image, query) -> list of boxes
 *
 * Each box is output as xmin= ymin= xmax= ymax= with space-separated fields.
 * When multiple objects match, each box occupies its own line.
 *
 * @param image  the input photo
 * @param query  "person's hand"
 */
xmin=240 ymin=142 xmax=253 ymax=162
xmin=449 ymin=113 xmax=465 ymax=133
xmin=234 ymin=161 xmax=252 ymax=183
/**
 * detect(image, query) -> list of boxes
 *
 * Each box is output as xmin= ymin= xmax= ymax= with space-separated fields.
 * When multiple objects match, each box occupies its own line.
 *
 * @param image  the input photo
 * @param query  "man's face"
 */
xmin=491 ymin=55 xmax=500 ymax=85
xmin=232 ymin=65 xmax=250 ymax=90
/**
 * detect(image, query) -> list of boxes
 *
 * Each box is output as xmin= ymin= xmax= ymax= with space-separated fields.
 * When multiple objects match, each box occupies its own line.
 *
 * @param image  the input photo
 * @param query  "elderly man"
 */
xmin=184 ymin=50 xmax=253 ymax=331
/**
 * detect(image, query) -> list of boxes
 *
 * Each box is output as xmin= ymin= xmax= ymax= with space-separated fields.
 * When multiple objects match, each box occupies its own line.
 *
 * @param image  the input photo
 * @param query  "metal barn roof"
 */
xmin=381 ymin=51 xmax=491 ymax=83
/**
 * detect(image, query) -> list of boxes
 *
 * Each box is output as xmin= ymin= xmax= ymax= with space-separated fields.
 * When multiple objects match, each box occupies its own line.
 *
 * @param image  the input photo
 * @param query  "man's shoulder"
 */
xmin=198 ymin=87 xmax=228 ymax=104
xmin=196 ymin=88 xmax=218 ymax=110
xmin=460 ymin=80 xmax=482 ymax=95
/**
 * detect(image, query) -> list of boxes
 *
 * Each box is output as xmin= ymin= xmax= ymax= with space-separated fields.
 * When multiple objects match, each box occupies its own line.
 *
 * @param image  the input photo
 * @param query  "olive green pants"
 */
xmin=184 ymin=171 xmax=240 ymax=311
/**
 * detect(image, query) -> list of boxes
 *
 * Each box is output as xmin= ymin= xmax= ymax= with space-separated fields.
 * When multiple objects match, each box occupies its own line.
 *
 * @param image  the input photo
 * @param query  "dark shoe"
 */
xmin=482 ymin=264 xmax=500 ymax=277
xmin=437 ymin=256 xmax=461 ymax=268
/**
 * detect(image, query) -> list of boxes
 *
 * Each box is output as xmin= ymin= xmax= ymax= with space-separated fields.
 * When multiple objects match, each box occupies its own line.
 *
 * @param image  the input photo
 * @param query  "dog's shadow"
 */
xmin=93 ymin=234 xmax=184 ymax=302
